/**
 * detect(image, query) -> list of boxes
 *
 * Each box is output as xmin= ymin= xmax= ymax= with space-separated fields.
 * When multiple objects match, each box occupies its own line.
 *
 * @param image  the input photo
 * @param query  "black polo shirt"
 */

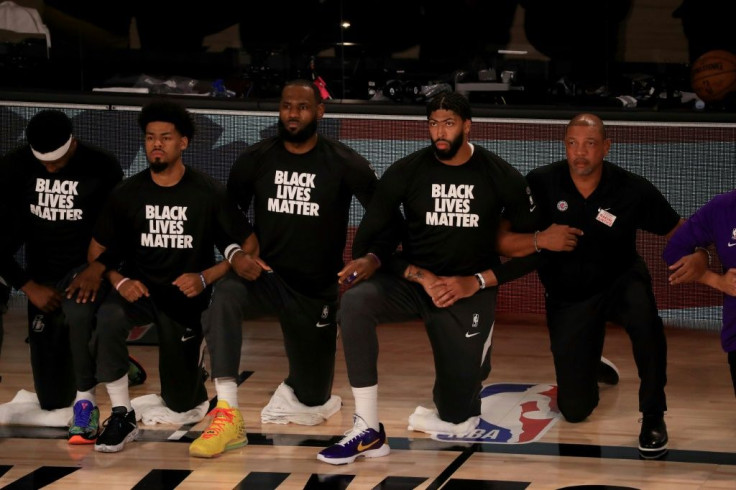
xmin=526 ymin=160 xmax=680 ymax=301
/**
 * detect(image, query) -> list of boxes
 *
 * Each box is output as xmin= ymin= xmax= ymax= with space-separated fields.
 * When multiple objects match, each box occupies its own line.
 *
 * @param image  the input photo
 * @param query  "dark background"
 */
xmin=1 ymin=0 xmax=735 ymax=109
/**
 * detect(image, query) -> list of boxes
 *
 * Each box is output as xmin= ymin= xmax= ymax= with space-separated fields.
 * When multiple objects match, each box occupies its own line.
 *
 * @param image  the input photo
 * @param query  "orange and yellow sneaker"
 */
xmin=189 ymin=400 xmax=248 ymax=458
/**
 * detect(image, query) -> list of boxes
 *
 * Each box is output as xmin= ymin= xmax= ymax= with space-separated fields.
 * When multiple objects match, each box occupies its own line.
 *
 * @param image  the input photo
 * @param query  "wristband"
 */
xmin=695 ymin=246 xmax=712 ymax=266
xmin=114 ymin=277 xmax=130 ymax=291
xmin=227 ymin=248 xmax=246 ymax=264
xmin=199 ymin=273 xmax=207 ymax=289
xmin=366 ymin=252 xmax=381 ymax=267
xmin=224 ymin=243 xmax=241 ymax=261
xmin=474 ymin=272 xmax=486 ymax=290
xmin=533 ymin=231 xmax=541 ymax=253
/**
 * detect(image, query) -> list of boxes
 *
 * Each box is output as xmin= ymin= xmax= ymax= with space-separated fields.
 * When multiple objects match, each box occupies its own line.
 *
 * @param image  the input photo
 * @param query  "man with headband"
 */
xmin=0 ymin=110 xmax=126 ymax=444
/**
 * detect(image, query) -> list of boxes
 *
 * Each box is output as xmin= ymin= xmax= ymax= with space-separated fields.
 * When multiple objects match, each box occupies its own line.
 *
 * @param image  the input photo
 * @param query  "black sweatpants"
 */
xmin=338 ymin=271 xmax=497 ymax=424
xmin=545 ymin=260 xmax=668 ymax=422
xmin=202 ymin=270 xmax=338 ymax=407
xmin=27 ymin=266 xmax=104 ymax=410
xmin=96 ymin=290 xmax=207 ymax=413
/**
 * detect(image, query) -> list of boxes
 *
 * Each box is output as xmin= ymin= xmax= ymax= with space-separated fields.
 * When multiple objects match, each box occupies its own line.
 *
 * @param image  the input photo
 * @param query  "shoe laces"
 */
xmin=100 ymin=410 xmax=129 ymax=435
xmin=201 ymin=407 xmax=236 ymax=439
xmin=337 ymin=416 xmax=370 ymax=446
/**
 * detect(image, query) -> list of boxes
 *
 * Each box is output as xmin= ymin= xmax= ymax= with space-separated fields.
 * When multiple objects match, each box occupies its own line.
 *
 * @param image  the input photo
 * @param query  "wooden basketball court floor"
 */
xmin=0 ymin=305 xmax=734 ymax=490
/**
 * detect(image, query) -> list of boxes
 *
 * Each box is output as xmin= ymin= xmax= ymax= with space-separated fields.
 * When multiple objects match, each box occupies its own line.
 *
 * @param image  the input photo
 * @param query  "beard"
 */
xmin=149 ymin=158 xmax=169 ymax=174
xmin=432 ymin=133 xmax=464 ymax=161
xmin=278 ymin=118 xmax=318 ymax=143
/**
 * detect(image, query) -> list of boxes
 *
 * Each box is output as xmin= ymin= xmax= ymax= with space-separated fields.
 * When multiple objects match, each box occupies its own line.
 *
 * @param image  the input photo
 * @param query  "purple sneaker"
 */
xmin=317 ymin=415 xmax=390 ymax=465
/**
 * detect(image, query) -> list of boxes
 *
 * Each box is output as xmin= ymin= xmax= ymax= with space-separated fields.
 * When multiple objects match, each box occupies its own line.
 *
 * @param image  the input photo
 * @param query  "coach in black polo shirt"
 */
xmin=524 ymin=113 xmax=683 ymax=459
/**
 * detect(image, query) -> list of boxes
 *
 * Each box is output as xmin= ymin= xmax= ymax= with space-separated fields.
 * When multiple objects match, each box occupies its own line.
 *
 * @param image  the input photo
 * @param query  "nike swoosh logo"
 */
xmin=530 ymin=205 xmax=537 ymax=212
xmin=357 ymin=439 xmax=380 ymax=451
xmin=465 ymin=332 xmax=480 ymax=338
xmin=315 ymin=322 xmax=332 ymax=328
xmin=181 ymin=335 xmax=196 ymax=342
xmin=728 ymin=243 xmax=736 ymax=247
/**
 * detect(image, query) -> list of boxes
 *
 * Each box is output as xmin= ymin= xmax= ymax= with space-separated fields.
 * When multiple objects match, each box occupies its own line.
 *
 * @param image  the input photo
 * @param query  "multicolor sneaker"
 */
xmin=317 ymin=415 xmax=390 ymax=465
xmin=189 ymin=400 xmax=248 ymax=458
xmin=68 ymin=400 xmax=99 ymax=444
xmin=127 ymin=356 xmax=147 ymax=387
xmin=94 ymin=406 xmax=138 ymax=453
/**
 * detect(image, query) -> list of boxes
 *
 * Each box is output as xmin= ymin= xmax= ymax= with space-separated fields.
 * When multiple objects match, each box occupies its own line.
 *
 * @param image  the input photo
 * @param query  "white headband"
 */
xmin=31 ymin=135 xmax=73 ymax=162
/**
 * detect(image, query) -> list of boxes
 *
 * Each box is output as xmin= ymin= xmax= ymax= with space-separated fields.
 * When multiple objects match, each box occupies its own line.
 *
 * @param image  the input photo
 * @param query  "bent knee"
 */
xmin=62 ymin=300 xmax=96 ymax=323
xmin=558 ymin=400 xmax=595 ymax=423
xmin=209 ymin=275 xmax=247 ymax=304
xmin=339 ymin=282 xmax=381 ymax=318
xmin=96 ymin=302 xmax=126 ymax=325
xmin=95 ymin=304 xmax=129 ymax=339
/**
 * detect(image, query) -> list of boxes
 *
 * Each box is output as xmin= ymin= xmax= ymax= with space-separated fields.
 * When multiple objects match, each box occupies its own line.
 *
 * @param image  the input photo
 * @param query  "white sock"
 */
xmin=75 ymin=388 xmax=96 ymax=406
xmin=215 ymin=377 xmax=239 ymax=408
xmin=105 ymin=374 xmax=132 ymax=412
xmin=352 ymin=385 xmax=379 ymax=430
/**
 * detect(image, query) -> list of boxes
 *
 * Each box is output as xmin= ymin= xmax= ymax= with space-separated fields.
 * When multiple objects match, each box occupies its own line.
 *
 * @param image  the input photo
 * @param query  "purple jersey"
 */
xmin=663 ymin=190 xmax=736 ymax=352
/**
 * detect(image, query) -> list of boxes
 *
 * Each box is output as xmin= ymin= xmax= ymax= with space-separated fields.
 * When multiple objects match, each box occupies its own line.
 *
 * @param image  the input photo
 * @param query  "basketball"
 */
xmin=691 ymin=50 xmax=736 ymax=102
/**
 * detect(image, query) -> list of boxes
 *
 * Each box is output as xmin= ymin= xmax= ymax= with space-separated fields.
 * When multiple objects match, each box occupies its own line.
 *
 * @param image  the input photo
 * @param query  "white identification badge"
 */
xmin=595 ymin=208 xmax=616 ymax=227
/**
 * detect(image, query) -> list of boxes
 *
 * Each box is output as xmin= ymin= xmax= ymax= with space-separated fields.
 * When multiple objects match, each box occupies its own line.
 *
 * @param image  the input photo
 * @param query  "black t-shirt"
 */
xmin=94 ymin=166 xmax=252 ymax=311
xmin=527 ymin=160 xmax=680 ymax=301
xmin=354 ymin=145 xmax=537 ymax=277
xmin=228 ymin=135 xmax=377 ymax=297
xmin=0 ymin=142 xmax=123 ymax=287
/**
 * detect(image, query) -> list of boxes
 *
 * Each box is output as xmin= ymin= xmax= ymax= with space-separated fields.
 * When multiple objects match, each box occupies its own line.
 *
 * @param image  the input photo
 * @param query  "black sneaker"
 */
xmin=638 ymin=413 xmax=668 ymax=459
xmin=94 ymin=406 xmax=139 ymax=453
xmin=597 ymin=356 xmax=620 ymax=385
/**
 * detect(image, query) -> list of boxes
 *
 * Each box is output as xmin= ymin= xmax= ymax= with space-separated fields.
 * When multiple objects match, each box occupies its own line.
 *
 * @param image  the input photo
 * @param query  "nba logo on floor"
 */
xmin=435 ymin=383 xmax=560 ymax=444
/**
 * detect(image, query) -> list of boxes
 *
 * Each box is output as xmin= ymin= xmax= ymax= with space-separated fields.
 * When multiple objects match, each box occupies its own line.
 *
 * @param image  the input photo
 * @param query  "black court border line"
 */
xmin=1 ymin=427 xmax=734 ymax=467
xmin=425 ymin=446 xmax=478 ymax=490
xmin=240 ymin=434 xmax=736 ymax=466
